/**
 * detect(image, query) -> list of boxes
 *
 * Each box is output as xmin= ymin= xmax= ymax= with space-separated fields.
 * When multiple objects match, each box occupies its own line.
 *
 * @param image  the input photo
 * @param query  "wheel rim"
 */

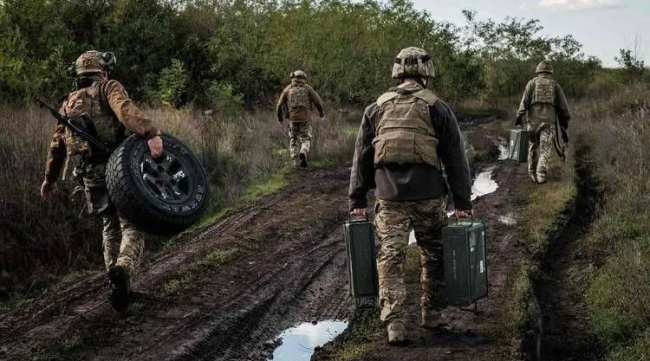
xmin=140 ymin=152 xmax=193 ymax=203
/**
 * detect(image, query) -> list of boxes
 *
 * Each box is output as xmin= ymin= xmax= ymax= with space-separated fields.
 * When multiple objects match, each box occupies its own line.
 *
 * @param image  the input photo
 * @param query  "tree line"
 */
xmin=0 ymin=0 xmax=605 ymax=110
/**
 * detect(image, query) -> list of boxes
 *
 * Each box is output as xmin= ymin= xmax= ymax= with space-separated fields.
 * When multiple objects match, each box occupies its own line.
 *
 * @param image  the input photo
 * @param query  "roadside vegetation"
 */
xmin=1 ymin=1 xmax=649 ymax=359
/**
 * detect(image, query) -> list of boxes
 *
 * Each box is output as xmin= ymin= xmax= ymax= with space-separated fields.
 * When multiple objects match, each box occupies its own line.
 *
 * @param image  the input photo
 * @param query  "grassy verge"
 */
xmin=496 ymin=177 xmax=575 ymax=359
xmin=569 ymin=83 xmax=650 ymax=360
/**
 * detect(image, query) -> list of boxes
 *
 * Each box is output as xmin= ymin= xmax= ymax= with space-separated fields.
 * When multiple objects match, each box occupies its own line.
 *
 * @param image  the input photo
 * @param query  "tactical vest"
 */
xmin=528 ymin=77 xmax=556 ymax=124
xmin=61 ymin=81 xmax=126 ymax=160
xmin=373 ymin=88 xmax=439 ymax=167
xmin=287 ymin=84 xmax=310 ymax=109
xmin=531 ymin=77 xmax=555 ymax=106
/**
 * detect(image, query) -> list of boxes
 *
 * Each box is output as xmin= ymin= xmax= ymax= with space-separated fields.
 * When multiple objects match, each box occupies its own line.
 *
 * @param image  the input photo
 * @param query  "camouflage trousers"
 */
xmin=527 ymin=122 xmax=554 ymax=183
xmin=374 ymin=198 xmax=448 ymax=326
xmin=289 ymin=121 xmax=312 ymax=163
xmin=83 ymin=162 xmax=145 ymax=277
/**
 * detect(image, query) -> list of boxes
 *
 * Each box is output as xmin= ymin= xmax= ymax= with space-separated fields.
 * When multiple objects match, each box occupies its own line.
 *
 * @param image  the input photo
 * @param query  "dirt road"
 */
xmin=0 ymin=120 xmax=577 ymax=361
xmin=0 ymin=166 xmax=354 ymax=361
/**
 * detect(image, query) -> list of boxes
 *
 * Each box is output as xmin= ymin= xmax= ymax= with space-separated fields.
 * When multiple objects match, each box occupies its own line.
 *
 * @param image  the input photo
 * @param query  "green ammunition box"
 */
xmin=343 ymin=219 xmax=378 ymax=298
xmin=508 ymin=129 xmax=531 ymax=162
xmin=442 ymin=221 xmax=488 ymax=307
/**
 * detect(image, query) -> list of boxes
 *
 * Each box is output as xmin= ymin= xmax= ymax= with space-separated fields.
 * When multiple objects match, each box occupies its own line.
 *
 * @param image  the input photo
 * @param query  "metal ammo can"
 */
xmin=442 ymin=221 xmax=488 ymax=307
xmin=343 ymin=218 xmax=378 ymax=298
xmin=508 ymin=129 xmax=531 ymax=162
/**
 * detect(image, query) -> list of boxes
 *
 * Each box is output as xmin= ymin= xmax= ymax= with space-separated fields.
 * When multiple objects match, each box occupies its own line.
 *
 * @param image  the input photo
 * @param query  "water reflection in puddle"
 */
xmin=409 ymin=167 xmax=498 ymax=245
xmin=498 ymin=143 xmax=509 ymax=160
xmin=471 ymin=166 xmax=498 ymax=201
xmin=268 ymin=321 xmax=348 ymax=361
xmin=499 ymin=213 xmax=517 ymax=226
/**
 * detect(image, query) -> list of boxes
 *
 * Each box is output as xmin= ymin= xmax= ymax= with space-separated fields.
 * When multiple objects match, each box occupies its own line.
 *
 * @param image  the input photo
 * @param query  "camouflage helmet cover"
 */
xmin=74 ymin=50 xmax=116 ymax=75
xmin=290 ymin=70 xmax=307 ymax=79
xmin=535 ymin=61 xmax=553 ymax=74
xmin=392 ymin=47 xmax=435 ymax=79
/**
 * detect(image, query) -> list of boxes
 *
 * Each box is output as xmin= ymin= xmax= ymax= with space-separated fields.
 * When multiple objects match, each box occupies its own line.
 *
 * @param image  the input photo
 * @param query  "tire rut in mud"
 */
xmin=0 ymin=166 xmax=353 ymax=361
xmin=531 ymin=141 xmax=604 ymax=361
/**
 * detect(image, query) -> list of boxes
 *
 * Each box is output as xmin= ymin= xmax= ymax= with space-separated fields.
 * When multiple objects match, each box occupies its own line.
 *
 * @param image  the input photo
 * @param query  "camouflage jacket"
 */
xmin=45 ymin=79 xmax=159 ymax=183
xmin=516 ymin=74 xmax=571 ymax=129
xmin=275 ymin=79 xmax=325 ymax=122
xmin=349 ymin=83 xmax=472 ymax=211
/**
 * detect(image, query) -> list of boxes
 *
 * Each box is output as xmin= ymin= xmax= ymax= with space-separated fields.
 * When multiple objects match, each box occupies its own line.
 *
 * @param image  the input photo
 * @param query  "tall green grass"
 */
xmin=571 ymin=82 xmax=650 ymax=359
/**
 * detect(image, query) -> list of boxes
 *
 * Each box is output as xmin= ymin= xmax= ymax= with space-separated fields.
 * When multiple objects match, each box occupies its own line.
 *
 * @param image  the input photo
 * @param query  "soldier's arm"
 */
xmin=101 ymin=80 xmax=160 ymax=139
xmin=348 ymin=104 xmax=378 ymax=211
xmin=44 ymin=122 xmax=68 ymax=183
xmin=276 ymin=87 xmax=288 ymax=122
xmin=431 ymin=101 xmax=472 ymax=211
xmin=516 ymin=80 xmax=534 ymax=124
xmin=307 ymin=85 xmax=325 ymax=117
xmin=554 ymin=83 xmax=571 ymax=129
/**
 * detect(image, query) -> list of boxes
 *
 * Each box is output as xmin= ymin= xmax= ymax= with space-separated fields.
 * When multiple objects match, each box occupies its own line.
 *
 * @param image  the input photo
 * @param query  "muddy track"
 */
xmin=532 ymin=143 xmax=605 ymax=361
xmin=312 ymin=159 xmax=537 ymax=361
xmin=0 ymin=166 xmax=353 ymax=361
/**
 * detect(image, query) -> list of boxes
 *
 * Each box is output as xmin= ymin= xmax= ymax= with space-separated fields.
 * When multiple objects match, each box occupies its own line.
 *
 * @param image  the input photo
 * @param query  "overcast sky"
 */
xmin=408 ymin=0 xmax=650 ymax=67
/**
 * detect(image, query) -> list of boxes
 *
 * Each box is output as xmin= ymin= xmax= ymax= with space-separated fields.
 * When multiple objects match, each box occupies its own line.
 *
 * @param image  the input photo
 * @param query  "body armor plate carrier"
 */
xmin=373 ymin=88 xmax=439 ymax=167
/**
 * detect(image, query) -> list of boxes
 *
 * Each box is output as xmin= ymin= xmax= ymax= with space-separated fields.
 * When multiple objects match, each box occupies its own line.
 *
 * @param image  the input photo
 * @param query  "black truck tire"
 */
xmin=106 ymin=134 xmax=210 ymax=236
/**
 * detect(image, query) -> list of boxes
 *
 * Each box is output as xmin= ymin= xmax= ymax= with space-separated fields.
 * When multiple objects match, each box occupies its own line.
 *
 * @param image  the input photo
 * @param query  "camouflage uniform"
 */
xmin=516 ymin=61 xmax=571 ymax=183
xmin=44 ymin=51 xmax=160 ymax=279
xmin=375 ymin=198 xmax=448 ymax=325
xmin=349 ymin=47 xmax=472 ymax=344
xmin=276 ymin=70 xmax=325 ymax=167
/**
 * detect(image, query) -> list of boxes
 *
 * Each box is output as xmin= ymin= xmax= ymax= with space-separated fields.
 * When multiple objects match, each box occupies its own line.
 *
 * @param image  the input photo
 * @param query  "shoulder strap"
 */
xmin=376 ymin=91 xmax=399 ymax=106
xmin=412 ymin=89 xmax=438 ymax=105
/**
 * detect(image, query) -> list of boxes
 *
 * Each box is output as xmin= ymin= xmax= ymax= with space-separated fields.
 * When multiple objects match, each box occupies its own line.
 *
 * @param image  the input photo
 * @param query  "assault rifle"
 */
xmin=553 ymin=118 xmax=569 ymax=162
xmin=36 ymin=98 xmax=111 ymax=154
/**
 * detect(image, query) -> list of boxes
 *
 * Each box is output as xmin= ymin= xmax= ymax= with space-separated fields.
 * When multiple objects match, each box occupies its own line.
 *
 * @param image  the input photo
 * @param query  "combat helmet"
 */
xmin=535 ymin=61 xmax=553 ymax=74
xmin=392 ymin=47 xmax=435 ymax=79
xmin=290 ymin=70 xmax=307 ymax=79
xmin=74 ymin=51 xmax=116 ymax=75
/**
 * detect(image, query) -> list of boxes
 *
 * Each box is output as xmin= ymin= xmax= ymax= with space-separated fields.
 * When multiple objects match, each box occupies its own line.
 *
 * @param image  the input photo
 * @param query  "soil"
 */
xmin=532 ymin=144 xmax=604 ymax=361
xmin=0 ymin=129 xmax=598 ymax=361
xmin=0 ymin=166 xmax=354 ymax=361
xmin=313 ymin=160 xmax=536 ymax=361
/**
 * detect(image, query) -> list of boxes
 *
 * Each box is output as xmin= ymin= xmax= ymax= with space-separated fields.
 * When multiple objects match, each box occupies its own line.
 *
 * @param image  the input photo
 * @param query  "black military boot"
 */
xmin=299 ymin=152 xmax=308 ymax=168
xmin=108 ymin=265 xmax=131 ymax=312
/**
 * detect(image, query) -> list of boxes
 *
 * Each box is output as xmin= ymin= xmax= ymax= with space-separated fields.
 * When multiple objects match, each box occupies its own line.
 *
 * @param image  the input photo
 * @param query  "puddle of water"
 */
xmin=471 ymin=166 xmax=498 ymax=201
xmin=498 ymin=143 xmax=509 ymax=160
xmin=499 ymin=213 xmax=517 ymax=226
xmin=409 ymin=169 xmax=498 ymax=245
xmin=409 ymin=229 xmax=417 ymax=245
xmin=268 ymin=320 xmax=348 ymax=361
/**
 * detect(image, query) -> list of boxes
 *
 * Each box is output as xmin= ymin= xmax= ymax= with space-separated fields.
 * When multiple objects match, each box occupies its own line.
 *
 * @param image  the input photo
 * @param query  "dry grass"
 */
xmin=0 ymin=105 xmax=357 ymax=300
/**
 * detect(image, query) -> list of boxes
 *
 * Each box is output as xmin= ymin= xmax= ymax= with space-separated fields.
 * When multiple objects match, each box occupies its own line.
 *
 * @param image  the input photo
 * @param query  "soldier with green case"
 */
xmin=516 ymin=61 xmax=572 ymax=183
xmin=275 ymin=70 xmax=325 ymax=168
xmin=349 ymin=47 xmax=473 ymax=345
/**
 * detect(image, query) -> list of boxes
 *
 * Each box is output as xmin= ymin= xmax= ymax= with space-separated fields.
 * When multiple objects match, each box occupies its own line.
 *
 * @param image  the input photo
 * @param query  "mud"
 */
xmin=0 ymin=117 xmax=599 ymax=361
xmin=314 ymin=160 xmax=536 ymax=361
xmin=0 ymin=166 xmax=354 ymax=361
xmin=531 ymin=143 xmax=605 ymax=361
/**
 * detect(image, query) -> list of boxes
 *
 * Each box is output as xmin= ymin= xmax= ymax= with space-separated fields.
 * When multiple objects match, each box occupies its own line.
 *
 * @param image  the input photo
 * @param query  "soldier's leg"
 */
xmin=536 ymin=125 xmax=554 ymax=183
xmin=297 ymin=122 xmax=313 ymax=156
xmin=527 ymin=126 xmax=539 ymax=183
xmin=410 ymin=198 xmax=448 ymax=329
xmin=289 ymin=122 xmax=300 ymax=166
xmin=115 ymin=216 xmax=146 ymax=278
xmin=102 ymin=213 xmax=121 ymax=271
xmin=374 ymin=199 xmax=411 ymax=343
